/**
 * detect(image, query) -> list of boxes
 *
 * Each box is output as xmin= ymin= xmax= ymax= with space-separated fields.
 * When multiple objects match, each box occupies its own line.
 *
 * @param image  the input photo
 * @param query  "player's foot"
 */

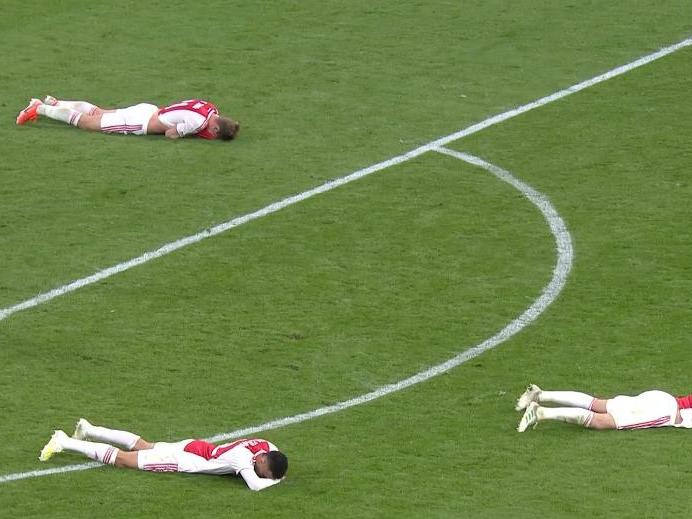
xmin=72 ymin=418 xmax=93 ymax=440
xmin=43 ymin=95 xmax=59 ymax=106
xmin=515 ymin=383 xmax=542 ymax=411
xmin=517 ymin=402 xmax=540 ymax=432
xmin=16 ymin=98 xmax=42 ymax=125
xmin=39 ymin=430 xmax=68 ymax=461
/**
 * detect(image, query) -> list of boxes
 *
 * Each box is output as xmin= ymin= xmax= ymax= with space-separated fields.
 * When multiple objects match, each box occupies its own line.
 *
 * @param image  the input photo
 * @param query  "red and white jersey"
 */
xmin=157 ymin=99 xmax=219 ymax=139
xmin=183 ymin=438 xmax=278 ymax=475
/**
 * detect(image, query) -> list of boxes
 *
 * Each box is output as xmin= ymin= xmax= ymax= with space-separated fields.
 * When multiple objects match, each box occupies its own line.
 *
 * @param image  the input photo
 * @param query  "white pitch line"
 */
xmin=1 ymin=36 xmax=689 ymax=484
xmin=1 ymin=36 xmax=689 ymax=323
xmin=0 ymin=150 xmax=573 ymax=483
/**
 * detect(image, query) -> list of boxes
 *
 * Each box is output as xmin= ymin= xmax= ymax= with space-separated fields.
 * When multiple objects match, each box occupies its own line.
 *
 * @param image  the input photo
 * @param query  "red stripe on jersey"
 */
xmin=158 ymin=99 xmax=218 ymax=119
xmin=183 ymin=438 xmax=274 ymax=460
xmin=210 ymin=439 xmax=247 ymax=459
xmin=183 ymin=440 xmax=216 ymax=460
xmin=676 ymin=395 xmax=692 ymax=409
xmin=211 ymin=439 xmax=272 ymax=459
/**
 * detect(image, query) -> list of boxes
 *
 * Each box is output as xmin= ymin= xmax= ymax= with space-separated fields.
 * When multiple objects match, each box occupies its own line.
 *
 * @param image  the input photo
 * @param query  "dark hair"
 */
xmin=267 ymin=451 xmax=288 ymax=479
xmin=218 ymin=117 xmax=240 ymax=140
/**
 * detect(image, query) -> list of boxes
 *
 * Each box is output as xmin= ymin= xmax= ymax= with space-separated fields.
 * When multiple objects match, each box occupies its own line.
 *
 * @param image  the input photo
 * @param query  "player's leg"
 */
xmin=516 ymin=384 xmax=603 ymax=411
xmin=39 ymin=430 xmax=120 ymax=465
xmin=40 ymin=102 xmax=156 ymax=135
xmin=535 ymin=406 xmax=616 ymax=429
xmin=114 ymin=450 xmax=140 ymax=469
xmin=36 ymin=103 xmax=91 ymax=129
xmin=38 ymin=104 xmax=118 ymax=131
xmin=44 ymin=95 xmax=104 ymax=116
xmin=587 ymin=412 xmax=617 ymax=429
xmin=103 ymin=440 xmax=209 ymax=473
xmin=517 ymin=402 xmax=617 ymax=432
xmin=73 ymin=418 xmax=154 ymax=450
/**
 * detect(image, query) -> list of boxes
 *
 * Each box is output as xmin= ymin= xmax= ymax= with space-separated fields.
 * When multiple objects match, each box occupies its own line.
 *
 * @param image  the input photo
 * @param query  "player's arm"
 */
xmin=239 ymin=468 xmax=282 ymax=491
xmin=165 ymin=127 xmax=181 ymax=139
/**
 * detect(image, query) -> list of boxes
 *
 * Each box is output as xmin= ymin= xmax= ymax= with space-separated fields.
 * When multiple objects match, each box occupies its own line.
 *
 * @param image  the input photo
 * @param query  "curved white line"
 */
xmin=0 ymin=151 xmax=572 ymax=483
xmin=3 ymin=36 xmax=689 ymax=483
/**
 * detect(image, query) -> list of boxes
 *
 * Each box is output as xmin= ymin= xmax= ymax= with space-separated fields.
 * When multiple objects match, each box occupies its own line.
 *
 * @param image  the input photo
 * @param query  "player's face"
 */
xmin=254 ymin=453 xmax=274 ymax=479
xmin=207 ymin=117 xmax=221 ymax=139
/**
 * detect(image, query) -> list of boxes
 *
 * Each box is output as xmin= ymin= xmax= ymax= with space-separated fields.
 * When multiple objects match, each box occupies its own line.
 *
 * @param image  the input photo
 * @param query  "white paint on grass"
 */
xmin=1 ymin=36 xmax=689 ymax=484
xmin=0 ymin=462 xmax=101 ymax=483
xmin=208 ymin=148 xmax=575 ymax=443
xmin=1 ymin=36 xmax=689 ymax=323
xmin=0 ymin=149 xmax=573 ymax=483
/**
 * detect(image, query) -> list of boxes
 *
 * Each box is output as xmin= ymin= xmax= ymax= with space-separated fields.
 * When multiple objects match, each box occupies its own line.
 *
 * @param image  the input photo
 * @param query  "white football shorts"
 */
xmin=606 ymin=390 xmax=677 ymax=430
xmin=100 ymin=103 xmax=158 ymax=135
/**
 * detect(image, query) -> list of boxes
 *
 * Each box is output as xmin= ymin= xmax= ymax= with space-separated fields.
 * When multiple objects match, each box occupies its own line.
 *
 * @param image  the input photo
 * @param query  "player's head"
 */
xmin=213 ymin=116 xmax=240 ymax=141
xmin=267 ymin=451 xmax=288 ymax=479
xmin=255 ymin=451 xmax=288 ymax=479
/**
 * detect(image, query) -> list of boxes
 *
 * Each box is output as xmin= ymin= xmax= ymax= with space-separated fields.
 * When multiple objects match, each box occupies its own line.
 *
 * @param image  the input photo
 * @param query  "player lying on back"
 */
xmin=39 ymin=418 xmax=287 ymax=491
xmin=16 ymin=96 xmax=239 ymax=141
xmin=516 ymin=384 xmax=692 ymax=432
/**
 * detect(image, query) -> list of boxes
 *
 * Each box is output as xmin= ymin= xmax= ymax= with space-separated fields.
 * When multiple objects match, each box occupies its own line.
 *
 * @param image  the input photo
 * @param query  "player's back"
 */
xmin=157 ymin=99 xmax=218 ymax=138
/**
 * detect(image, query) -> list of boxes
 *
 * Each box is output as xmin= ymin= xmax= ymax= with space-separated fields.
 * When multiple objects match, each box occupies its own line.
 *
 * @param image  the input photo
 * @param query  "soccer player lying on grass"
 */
xmin=516 ymin=384 xmax=692 ymax=432
xmin=39 ymin=419 xmax=287 ymax=491
xmin=16 ymin=96 xmax=239 ymax=141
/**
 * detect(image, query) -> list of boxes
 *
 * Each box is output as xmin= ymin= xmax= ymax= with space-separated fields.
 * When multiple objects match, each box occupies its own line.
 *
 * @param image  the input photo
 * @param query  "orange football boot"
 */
xmin=16 ymin=98 xmax=42 ymax=125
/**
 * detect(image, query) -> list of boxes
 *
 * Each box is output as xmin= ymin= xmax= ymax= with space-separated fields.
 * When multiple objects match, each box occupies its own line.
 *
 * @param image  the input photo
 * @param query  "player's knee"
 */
xmin=77 ymin=114 xmax=102 ymax=131
xmin=114 ymin=450 xmax=139 ymax=469
xmin=590 ymin=398 xmax=608 ymax=413
xmin=133 ymin=438 xmax=154 ymax=450
xmin=589 ymin=413 xmax=617 ymax=430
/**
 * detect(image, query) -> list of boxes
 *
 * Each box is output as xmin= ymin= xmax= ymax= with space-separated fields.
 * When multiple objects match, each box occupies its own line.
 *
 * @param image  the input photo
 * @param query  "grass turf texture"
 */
xmin=1 ymin=1 xmax=692 ymax=517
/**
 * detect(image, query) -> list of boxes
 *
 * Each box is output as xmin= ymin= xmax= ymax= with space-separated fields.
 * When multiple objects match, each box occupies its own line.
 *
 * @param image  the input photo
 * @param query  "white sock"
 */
xmin=84 ymin=423 xmax=140 ymax=450
xmin=539 ymin=390 xmax=594 ymax=409
xmin=62 ymin=437 xmax=119 ymax=465
xmin=55 ymin=99 xmax=98 ymax=115
xmin=37 ymin=104 xmax=82 ymax=126
xmin=538 ymin=406 xmax=594 ymax=427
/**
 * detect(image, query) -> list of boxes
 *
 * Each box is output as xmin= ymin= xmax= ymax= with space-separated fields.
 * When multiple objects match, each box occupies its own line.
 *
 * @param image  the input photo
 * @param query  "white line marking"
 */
xmin=1 ymin=36 xmax=689 ymax=323
xmin=1 ymin=150 xmax=571 ymax=483
xmin=1 ymin=36 xmax=689 ymax=483
xmin=426 ymin=37 xmax=692 ymax=149
xmin=0 ymin=462 xmax=101 ymax=483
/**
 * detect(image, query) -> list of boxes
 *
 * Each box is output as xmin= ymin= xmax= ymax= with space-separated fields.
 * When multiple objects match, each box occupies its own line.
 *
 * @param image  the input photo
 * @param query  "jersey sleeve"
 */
xmin=239 ymin=468 xmax=282 ymax=491
xmin=175 ymin=114 xmax=206 ymax=138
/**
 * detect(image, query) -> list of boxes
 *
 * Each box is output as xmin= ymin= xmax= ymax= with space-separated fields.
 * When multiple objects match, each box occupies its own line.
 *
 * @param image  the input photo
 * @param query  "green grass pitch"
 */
xmin=1 ymin=1 xmax=691 ymax=517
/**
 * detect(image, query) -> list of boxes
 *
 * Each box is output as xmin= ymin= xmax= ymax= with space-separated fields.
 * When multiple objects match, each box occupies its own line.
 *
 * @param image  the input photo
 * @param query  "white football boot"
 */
xmin=72 ymin=418 xmax=93 ymax=440
xmin=515 ymin=383 xmax=542 ymax=411
xmin=39 ymin=430 xmax=68 ymax=461
xmin=517 ymin=402 xmax=540 ymax=432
